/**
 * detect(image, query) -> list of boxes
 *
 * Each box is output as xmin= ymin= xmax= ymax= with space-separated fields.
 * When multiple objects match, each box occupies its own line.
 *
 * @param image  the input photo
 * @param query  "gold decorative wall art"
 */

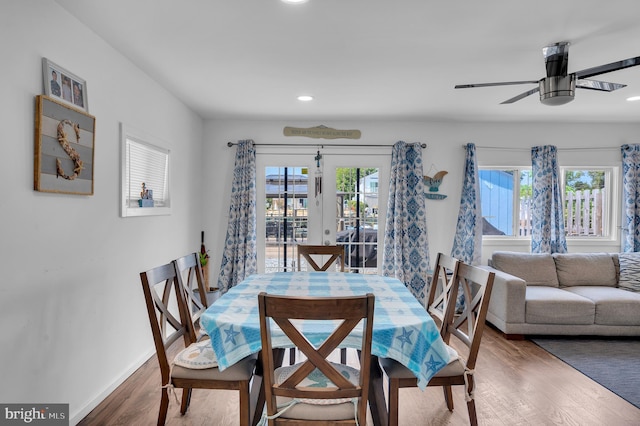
xmin=283 ymin=125 xmax=361 ymax=139
xmin=34 ymin=95 xmax=95 ymax=195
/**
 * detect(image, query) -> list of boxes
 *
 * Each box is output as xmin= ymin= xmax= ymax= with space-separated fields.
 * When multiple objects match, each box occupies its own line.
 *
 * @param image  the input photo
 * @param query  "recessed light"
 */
xmin=297 ymin=95 xmax=314 ymax=102
xmin=626 ymin=96 xmax=640 ymax=102
xmin=281 ymin=0 xmax=308 ymax=4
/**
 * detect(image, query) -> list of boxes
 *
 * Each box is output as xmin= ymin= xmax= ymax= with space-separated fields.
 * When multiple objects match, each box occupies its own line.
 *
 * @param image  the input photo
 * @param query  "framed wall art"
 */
xmin=42 ymin=57 xmax=88 ymax=112
xmin=34 ymin=95 xmax=96 ymax=195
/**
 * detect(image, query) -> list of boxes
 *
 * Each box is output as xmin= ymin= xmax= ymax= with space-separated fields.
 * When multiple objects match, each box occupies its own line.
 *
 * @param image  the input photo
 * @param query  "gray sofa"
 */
xmin=483 ymin=251 xmax=640 ymax=339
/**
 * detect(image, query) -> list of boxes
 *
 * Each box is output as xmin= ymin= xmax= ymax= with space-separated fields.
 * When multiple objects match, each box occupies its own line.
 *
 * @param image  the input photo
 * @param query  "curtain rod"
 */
xmin=227 ymin=142 xmax=427 ymax=148
xmin=463 ymin=145 xmax=619 ymax=152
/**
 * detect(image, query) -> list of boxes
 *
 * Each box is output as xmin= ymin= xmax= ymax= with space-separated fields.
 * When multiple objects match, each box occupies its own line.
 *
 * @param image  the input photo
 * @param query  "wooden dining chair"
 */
xmin=379 ymin=263 xmax=495 ymax=426
xmin=258 ymin=292 xmax=375 ymax=425
xmin=294 ymin=244 xmax=348 ymax=365
xmin=427 ymin=253 xmax=462 ymax=329
xmin=174 ymin=253 xmax=209 ymax=340
xmin=140 ymin=262 xmax=257 ymax=426
xmin=297 ymin=244 xmax=345 ymax=272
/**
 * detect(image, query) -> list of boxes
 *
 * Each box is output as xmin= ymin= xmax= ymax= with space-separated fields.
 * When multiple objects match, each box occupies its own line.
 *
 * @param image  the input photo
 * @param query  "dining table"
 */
xmin=200 ymin=271 xmax=451 ymax=426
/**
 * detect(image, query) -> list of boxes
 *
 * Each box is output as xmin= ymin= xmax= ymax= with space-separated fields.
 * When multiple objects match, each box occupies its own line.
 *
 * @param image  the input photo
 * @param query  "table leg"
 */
xmin=368 ymin=355 xmax=388 ymax=426
xmin=251 ymin=348 xmax=285 ymax=426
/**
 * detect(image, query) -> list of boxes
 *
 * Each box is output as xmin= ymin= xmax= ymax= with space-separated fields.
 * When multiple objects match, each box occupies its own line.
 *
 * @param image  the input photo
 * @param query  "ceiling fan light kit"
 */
xmin=455 ymin=41 xmax=640 ymax=106
xmin=539 ymin=75 xmax=575 ymax=106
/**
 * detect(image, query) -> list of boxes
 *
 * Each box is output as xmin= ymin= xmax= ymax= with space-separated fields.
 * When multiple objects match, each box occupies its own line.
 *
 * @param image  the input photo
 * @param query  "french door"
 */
xmin=256 ymin=148 xmax=389 ymax=274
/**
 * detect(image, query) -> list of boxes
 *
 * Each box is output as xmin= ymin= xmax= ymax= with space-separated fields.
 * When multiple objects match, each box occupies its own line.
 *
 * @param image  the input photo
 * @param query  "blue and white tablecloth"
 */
xmin=200 ymin=271 xmax=451 ymax=389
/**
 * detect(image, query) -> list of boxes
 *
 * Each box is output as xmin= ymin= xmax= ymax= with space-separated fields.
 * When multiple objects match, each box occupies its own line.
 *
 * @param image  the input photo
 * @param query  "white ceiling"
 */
xmin=55 ymin=0 xmax=640 ymax=123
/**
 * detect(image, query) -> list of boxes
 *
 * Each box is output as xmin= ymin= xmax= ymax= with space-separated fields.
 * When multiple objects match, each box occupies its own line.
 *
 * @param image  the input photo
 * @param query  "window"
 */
xmin=480 ymin=167 xmax=614 ymax=238
xmin=563 ymin=168 xmax=611 ymax=237
xmin=480 ymin=168 xmax=531 ymax=236
xmin=120 ymin=124 xmax=171 ymax=217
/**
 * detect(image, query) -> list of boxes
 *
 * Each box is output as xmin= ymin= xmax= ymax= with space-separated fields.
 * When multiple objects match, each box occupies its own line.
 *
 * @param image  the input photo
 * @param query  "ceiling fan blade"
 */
xmin=455 ymin=80 xmax=538 ymax=89
xmin=500 ymin=87 xmax=540 ymax=104
xmin=576 ymin=79 xmax=626 ymax=92
xmin=575 ymin=56 xmax=640 ymax=79
xmin=543 ymin=42 xmax=570 ymax=77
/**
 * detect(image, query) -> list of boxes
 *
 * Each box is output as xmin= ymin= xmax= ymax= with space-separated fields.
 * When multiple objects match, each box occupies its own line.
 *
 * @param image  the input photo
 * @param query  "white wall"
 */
xmin=204 ymin=120 xmax=640 ymax=270
xmin=0 ymin=2 xmax=204 ymax=423
xmin=3 ymin=2 xmax=639 ymax=423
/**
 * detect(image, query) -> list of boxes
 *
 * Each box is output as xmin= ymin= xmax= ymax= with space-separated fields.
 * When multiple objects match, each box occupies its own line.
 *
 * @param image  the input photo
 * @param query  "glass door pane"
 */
xmin=264 ymin=166 xmax=309 ymax=272
xmin=333 ymin=167 xmax=380 ymax=274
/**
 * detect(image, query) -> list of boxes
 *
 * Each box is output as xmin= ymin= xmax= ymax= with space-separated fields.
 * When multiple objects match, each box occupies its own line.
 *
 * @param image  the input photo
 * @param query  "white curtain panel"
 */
xmin=217 ymin=140 xmax=258 ymax=293
xmin=451 ymin=143 xmax=482 ymax=265
xmin=531 ymin=145 xmax=567 ymax=254
xmin=621 ymin=144 xmax=640 ymax=252
xmin=382 ymin=141 xmax=430 ymax=302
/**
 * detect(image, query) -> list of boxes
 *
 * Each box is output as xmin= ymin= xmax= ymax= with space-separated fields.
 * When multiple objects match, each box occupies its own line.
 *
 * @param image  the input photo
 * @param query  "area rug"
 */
xmin=531 ymin=337 xmax=640 ymax=409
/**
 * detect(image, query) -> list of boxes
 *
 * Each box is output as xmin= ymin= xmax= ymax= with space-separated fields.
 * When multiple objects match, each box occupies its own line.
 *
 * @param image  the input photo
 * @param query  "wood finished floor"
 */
xmin=78 ymin=325 xmax=640 ymax=425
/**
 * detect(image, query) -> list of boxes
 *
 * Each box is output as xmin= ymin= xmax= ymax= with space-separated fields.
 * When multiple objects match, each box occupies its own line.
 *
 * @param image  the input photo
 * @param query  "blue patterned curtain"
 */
xmin=216 ymin=140 xmax=258 ymax=293
xmin=451 ymin=143 xmax=482 ymax=265
xmin=621 ymin=144 xmax=640 ymax=252
xmin=382 ymin=141 xmax=430 ymax=302
xmin=531 ymin=145 xmax=567 ymax=254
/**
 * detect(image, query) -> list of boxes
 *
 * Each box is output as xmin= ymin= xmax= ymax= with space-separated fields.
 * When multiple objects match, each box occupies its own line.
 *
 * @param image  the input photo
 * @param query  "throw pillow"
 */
xmin=553 ymin=253 xmax=616 ymax=287
xmin=173 ymin=340 xmax=218 ymax=369
xmin=491 ymin=251 xmax=559 ymax=287
xmin=618 ymin=252 xmax=640 ymax=292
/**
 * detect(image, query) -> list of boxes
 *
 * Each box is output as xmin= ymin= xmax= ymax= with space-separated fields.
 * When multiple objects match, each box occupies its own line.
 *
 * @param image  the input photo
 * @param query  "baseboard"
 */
xmin=69 ymin=348 xmax=155 ymax=425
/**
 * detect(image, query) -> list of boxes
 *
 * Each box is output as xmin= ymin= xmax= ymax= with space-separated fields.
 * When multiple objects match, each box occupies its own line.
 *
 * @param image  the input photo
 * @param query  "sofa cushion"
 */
xmin=525 ymin=286 xmax=595 ymax=325
xmin=491 ymin=251 xmax=559 ymax=287
xmin=618 ymin=252 xmax=640 ymax=292
xmin=564 ymin=286 xmax=640 ymax=326
xmin=552 ymin=253 xmax=616 ymax=287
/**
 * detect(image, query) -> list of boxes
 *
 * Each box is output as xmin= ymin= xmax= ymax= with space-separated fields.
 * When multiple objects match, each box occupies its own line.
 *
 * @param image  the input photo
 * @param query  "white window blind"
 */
xmin=126 ymin=139 xmax=169 ymax=206
xmin=120 ymin=124 xmax=171 ymax=217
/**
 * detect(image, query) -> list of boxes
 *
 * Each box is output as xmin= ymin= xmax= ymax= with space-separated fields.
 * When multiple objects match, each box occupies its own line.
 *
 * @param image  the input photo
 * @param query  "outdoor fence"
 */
xmin=519 ymin=188 xmax=605 ymax=237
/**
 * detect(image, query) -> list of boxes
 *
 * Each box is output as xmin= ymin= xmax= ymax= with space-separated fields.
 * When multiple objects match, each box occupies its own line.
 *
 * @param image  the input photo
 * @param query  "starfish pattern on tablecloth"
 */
xmin=224 ymin=325 xmax=240 ymax=345
xmin=395 ymin=327 xmax=414 ymax=348
xmin=424 ymin=353 xmax=445 ymax=374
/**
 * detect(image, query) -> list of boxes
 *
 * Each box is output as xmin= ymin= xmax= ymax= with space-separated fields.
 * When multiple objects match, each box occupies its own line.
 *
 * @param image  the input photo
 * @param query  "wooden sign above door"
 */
xmin=283 ymin=125 xmax=361 ymax=139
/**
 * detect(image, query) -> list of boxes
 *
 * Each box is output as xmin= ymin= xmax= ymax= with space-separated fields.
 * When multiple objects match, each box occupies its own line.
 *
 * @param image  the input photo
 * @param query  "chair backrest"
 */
xmin=174 ymin=253 xmax=208 ymax=329
xmin=139 ymin=262 xmax=195 ymax=384
xmin=258 ymin=292 xmax=375 ymax=423
xmin=426 ymin=253 xmax=462 ymax=330
xmin=442 ymin=263 xmax=495 ymax=371
xmin=297 ymin=244 xmax=345 ymax=271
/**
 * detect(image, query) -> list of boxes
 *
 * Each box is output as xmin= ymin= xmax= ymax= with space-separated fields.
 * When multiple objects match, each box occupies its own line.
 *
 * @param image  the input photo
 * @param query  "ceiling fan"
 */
xmin=455 ymin=42 xmax=640 ymax=105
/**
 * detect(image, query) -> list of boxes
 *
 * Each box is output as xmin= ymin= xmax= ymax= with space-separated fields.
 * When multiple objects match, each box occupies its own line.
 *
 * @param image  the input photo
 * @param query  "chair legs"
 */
xmin=467 ymin=399 xmax=478 ymax=426
xmin=465 ymin=376 xmax=478 ymax=426
xmin=156 ymin=382 xmax=252 ymax=426
xmin=180 ymin=388 xmax=192 ymax=414
xmin=443 ymin=385 xmax=454 ymax=410
xmin=158 ymin=388 xmax=170 ymax=426
xmin=387 ymin=379 xmax=477 ymax=426
xmin=238 ymin=381 xmax=251 ymax=426
xmin=387 ymin=378 xmax=400 ymax=426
